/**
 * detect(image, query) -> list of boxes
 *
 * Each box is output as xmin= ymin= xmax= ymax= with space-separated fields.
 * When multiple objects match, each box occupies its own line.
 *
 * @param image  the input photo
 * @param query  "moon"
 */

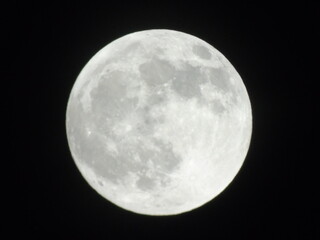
xmin=66 ymin=29 xmax=252 ymax=215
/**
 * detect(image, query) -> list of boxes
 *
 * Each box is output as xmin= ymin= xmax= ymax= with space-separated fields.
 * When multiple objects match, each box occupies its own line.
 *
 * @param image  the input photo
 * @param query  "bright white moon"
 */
xmin=66 ymin=29 xmax=252 ymax=215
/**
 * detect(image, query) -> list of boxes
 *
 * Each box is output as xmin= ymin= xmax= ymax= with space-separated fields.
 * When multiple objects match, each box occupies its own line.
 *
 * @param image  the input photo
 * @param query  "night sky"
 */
xmin=26 ymin=1 xmax=317 ymax=239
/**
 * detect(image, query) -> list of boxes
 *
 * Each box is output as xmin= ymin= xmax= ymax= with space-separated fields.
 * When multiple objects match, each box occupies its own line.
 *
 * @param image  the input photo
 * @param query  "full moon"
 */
xmin=66 ymin=29 xmax=252 ymax=215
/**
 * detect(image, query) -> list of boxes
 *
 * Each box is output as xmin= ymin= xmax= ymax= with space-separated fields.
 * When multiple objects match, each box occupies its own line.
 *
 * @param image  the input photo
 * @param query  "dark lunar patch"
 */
xmin=135 ymin=110 xmax=157 ymax=136
xmin=207 ymin=68 xmax=231 ymax=92
xmin=192 ymin=45 xmax=211 ymax=60
xmin=148 ymin=91 xmax=167 ymax=106
xmin=98 ymin=180 xmax=104 ymax=186
xmin=90 ymin=70 xmax=138 ymax=127
xmin=123 ymin=41 xmax=141 ymax=54
xmin=171 ymin=64 xmax=202 ymax=99
xmin=139 ymin=58 xmax=175 ymax=87
xmin=136 ymin=175 xmax=155 ymax=190
xmin=90 ymin=142 xmax=149 ymax=184
xmin=153 ymin=140 xmax=181 ymax=172
xmin=211 ymin=100 xmax=226 ymax=114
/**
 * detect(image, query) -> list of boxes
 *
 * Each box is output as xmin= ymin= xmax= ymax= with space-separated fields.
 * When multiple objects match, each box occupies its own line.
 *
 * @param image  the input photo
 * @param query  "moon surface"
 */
xmin=66 ymin=29 xmax=252 ymax=215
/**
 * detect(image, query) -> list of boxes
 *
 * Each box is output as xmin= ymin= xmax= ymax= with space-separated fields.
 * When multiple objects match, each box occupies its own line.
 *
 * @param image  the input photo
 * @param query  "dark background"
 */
xmin=26 ymin=1 xmax=318 ymax=239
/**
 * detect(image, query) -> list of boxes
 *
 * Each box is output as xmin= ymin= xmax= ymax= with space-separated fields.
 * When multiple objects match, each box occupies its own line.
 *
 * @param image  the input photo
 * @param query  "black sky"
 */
xmin=26 ymin=1 xmax=318 ymax=239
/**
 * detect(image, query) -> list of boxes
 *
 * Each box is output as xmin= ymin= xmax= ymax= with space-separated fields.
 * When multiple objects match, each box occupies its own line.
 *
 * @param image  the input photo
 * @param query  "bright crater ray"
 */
xmin=66 ymin=29 xmax=252 ymax=215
